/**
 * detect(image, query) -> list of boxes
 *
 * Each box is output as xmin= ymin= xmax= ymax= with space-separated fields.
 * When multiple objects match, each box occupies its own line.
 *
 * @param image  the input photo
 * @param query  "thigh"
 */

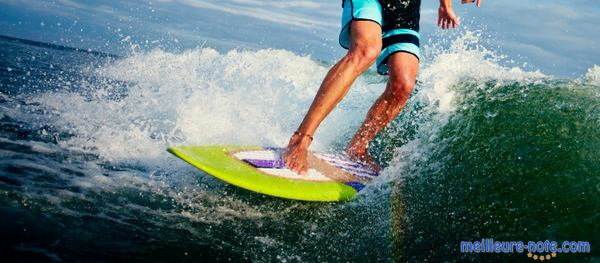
xmin=339 ymin=0 xmax=383 ymax=49
xmin=387 ymin=52 xmax=419 ymax=85
xmin=349 ymin=20 xmax=382 ymax=51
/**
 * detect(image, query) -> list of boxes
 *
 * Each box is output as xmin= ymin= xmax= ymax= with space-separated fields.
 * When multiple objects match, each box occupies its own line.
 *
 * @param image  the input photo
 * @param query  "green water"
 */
xmin=2 ymin=35 xmax=598 ymax=262
xmin=390 ymin=80 xmax=599 ymax=262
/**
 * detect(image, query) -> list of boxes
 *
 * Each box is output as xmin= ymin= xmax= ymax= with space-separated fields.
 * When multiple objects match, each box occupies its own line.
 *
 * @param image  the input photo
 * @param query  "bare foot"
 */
xmin=346 ymin=145 xmax=381 ymax=172
xmin=283 ymin=133 xmax=312 ymax=175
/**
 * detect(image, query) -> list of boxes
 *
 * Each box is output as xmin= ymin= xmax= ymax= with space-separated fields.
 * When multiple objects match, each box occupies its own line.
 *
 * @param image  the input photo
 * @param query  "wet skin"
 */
xmin=284 ymin=0 xmax=479 ymax=174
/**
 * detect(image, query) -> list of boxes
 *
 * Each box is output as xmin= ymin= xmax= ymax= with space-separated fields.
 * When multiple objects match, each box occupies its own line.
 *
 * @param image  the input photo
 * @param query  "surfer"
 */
xmin=284 ymin=0 xmax=482 ymax=174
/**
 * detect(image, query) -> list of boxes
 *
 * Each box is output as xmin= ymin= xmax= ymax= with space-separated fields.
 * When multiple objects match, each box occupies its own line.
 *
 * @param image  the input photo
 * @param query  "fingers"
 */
xmin=439 ymin=18 xmax=458 ymax=29
xmin=461 ymin=0 xmax=480 ymax=5
xmin=438 ymin=10 xmax=459 ymax=29
xmin=452 ymin=16 xmax=459 ymax=28
xmin=441 ymin=16 xmax=448 ymax=29
xmin=444 ymin=16 xmax=460 ymax=29
xmin=461 ymin=0 xmax=481 ymax=7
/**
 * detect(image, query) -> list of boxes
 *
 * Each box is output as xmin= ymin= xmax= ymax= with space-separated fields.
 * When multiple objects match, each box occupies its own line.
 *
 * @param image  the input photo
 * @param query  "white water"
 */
xmin=585 ymin=65 xmax=600 ymax=86
xmin=32 ymin=48 xmax=380 ymax=166
xmin=19 ymin=31 xmax=557 ymax=219
xmin=6 ymin=31 xmax=597 ymax=262
xmin=30 ymin=31 xmax=549 ymax=178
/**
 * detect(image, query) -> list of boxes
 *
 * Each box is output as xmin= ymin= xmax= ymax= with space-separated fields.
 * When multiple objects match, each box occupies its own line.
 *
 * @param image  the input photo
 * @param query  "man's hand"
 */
xmin=438 ymin=5 xmax=459 ymax=29
xmin=461 ymin=0 xmax=482 ymax=7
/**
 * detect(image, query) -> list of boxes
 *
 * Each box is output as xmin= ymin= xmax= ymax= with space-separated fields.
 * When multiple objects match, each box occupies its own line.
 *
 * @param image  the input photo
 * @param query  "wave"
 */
xmin=4 ymin=30 xmax=599 ymax=261
xmin=29 ymin=48 xmax=383 ymax=166
xmin=383 ymin=34 xmax=600 ymax=261
xmin=585 ymin=64 xmax=600 ymax=86
xmin=27 ymin=30 xmax=551 ymax=167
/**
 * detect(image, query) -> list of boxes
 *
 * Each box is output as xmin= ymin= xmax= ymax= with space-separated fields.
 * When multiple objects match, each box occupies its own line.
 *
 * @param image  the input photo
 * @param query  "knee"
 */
xmin=385 ymin=74 xmax=415 ymax=102
xmin=346 ymin=41 xmax=380 ymax=69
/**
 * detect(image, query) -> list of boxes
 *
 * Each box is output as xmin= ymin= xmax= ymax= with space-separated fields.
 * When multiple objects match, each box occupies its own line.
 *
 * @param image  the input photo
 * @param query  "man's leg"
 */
xmin=346 ymin=52 xmax=419 ymax=170
xmin=284 ymin=20 xmax=382 ymax=174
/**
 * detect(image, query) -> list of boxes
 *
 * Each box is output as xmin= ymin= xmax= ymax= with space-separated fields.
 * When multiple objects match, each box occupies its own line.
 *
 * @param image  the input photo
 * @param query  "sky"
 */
xmin=0 ymin=0 xmax=598 ymax=77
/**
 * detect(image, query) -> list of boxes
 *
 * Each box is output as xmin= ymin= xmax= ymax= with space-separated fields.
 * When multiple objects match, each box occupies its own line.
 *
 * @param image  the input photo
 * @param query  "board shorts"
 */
xmin=340 ymin=0 xmax=421 ymax=75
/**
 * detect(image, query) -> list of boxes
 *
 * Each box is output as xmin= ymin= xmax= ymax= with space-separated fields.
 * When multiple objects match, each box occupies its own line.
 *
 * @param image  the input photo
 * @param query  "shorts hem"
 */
xmin=377 ymin=50 xmax=420 ymax=75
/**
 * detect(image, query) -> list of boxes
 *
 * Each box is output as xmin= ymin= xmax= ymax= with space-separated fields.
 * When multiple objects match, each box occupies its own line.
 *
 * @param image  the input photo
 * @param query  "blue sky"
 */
xmin=0 ymin=0 xmax=598 ymax=77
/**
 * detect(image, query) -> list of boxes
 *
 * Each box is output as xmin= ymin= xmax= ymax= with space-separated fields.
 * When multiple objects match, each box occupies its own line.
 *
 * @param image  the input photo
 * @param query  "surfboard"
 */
xmin=167 ymin=145 xmax=379 ymax=201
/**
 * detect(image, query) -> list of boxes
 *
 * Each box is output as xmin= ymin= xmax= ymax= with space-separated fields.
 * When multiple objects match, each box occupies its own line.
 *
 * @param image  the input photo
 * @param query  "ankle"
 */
xmin=293 ymin=131 xmax=313 ymax=142
xmin=289 ymin=133 xmax=312 ymax=147
xmin=347 ymin=144 xmax=368 ymax=155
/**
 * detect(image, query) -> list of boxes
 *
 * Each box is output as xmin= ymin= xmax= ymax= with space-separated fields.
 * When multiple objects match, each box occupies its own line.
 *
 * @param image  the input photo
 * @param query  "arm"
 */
xmin=438 ymin=0 xmax=482 ymax=29
xmin=438 ymin=0 xmax=459 ymax=29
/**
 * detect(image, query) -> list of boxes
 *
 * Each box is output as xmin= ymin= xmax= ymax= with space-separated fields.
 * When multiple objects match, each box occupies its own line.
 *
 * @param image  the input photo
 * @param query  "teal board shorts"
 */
xmin=340 ymin=0 xmax=421 ymax=75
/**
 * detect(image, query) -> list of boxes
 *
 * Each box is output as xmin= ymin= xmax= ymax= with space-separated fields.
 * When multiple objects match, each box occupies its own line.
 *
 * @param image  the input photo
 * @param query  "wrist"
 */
xmin=439 ymin=0 xmax=452 ymax=9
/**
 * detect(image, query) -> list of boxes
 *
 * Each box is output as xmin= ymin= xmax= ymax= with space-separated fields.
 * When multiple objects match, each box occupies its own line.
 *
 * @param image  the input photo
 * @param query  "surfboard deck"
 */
xmin=167 ymin=145 xmax=379 ymax=201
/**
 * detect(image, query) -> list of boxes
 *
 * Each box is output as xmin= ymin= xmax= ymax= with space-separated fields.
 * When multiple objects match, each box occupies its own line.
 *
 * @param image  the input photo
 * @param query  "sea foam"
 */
xmin=31 ymin=31 xmax=548 ymax=173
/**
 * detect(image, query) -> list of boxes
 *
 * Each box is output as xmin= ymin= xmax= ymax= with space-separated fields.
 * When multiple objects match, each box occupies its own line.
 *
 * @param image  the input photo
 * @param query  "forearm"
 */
xmin=439 ymin=0 xmax=452 ymax=8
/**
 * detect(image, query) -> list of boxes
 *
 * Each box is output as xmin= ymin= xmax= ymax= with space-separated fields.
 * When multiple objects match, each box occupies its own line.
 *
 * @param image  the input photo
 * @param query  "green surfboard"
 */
xmin=167 ymin=145 xmax=378 ymax=202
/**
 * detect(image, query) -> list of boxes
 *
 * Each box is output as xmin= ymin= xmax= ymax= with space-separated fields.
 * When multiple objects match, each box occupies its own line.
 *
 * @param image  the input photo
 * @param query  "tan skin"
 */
xmin=284 ymin=0 xmax=481 ymax=174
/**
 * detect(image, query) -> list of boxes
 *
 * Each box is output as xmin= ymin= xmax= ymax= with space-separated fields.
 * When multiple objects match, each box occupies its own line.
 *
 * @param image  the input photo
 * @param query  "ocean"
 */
xmin=1 ymin=1 xmax=599 ymax=262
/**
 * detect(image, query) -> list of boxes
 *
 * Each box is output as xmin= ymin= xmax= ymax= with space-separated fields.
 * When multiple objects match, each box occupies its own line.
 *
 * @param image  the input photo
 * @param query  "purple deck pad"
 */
xmin=243 ymin=159 xmax=285 ymax=169
xmin=239 ymin=149 xmax=374 ymax=192
xmin=240 ymin=148 xmax=379 ymax=178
